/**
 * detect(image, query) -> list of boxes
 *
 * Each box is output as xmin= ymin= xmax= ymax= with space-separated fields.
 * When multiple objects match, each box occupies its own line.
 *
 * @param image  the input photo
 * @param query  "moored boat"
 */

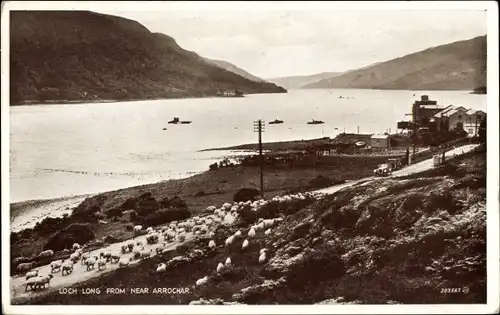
xmin=307 ymin=119 xmax=324 ymax=125
xmin=269 ymin=119 xmax=284 ymax=124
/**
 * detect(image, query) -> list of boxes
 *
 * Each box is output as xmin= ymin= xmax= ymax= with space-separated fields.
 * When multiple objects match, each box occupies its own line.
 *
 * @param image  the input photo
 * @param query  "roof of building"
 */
xmin=434 ymin=105 xmax=468 ymax=118
xmin=371 ymin=134 xmax=389 ymax=140
xmin=466 ymin=109 xmax=487 ymax=116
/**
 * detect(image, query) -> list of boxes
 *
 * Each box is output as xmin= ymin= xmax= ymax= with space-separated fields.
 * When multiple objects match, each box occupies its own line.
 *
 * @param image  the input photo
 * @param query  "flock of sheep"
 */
xmin=15 ymin=191 xmax=324 ymax=294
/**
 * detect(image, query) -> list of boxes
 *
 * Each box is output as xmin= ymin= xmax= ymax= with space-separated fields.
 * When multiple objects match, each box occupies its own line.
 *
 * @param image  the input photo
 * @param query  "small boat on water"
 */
xmin=269 ymin=119 xmax=284 ymax=125
xmin=307 ymin=119 xmax=325 ymax=125
xmin=162 ymin=127 xmax=167 ymax=130
xmin=180 ymin=121 xmax=192 ymax=124
xmin=168 ymin=117 xmax=180 ymax=124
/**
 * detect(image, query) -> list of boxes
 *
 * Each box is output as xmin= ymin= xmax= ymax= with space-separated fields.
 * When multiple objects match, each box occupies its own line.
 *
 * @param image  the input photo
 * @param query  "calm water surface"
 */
xmin=10 ymin=89 xmax=486 ymax=202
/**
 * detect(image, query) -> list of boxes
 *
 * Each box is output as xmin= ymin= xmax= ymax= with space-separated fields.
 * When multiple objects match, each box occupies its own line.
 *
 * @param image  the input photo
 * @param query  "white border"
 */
xmin=1 ymin=1 xmax=499 ymax=314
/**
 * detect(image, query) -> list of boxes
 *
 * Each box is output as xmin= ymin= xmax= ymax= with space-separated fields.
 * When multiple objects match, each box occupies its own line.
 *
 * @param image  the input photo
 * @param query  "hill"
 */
xmin=304 ymin=36 xmax=487 ymax=91
xmin=267 ymin=72 xmax=343 ymax=89
xmin=15 ymin=149 xmax=486 ymax=304
xmin=9 ymin=11 xmax=286 ymax=105
xmin=204 ymin=58 xmax=265 ymax=83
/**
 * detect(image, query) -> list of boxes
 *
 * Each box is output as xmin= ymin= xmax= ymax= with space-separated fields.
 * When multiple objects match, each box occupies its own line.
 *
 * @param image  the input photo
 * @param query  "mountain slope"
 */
xmin=267 ymin=72 xmax=342 ymax=89
xmin=204 ymin=58 xmax=264 ymax=82
xmin=304 ymin=36 xmax=487 ymax=91
xmin=9 ymin=11 xmax=286 ymax=105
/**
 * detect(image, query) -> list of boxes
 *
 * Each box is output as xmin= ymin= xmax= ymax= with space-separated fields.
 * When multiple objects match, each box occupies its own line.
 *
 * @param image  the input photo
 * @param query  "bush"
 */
xmin=135 ymin=192 xmax=160 ymax=216
xmin=125 ymin=224 xmax=134 ymax=231
xmin=44 ymin=223 xmax=95 ymax=251
xmin=120 ymin=198 xmax=137 ymax=210
xmin=104 ymin=235 xmax=119 ymax=244
xmin=141 ymin=208 xmax=191 ymax=227
xmin=129 ymin=210 xmax=138 ymax=222
xmin=107 ymin=207 xmax=123 ymax=218
xmin=234 ymin=188 xmax=260 ymax=203
xmin=159 ymin=195 xmax=188 ymax=209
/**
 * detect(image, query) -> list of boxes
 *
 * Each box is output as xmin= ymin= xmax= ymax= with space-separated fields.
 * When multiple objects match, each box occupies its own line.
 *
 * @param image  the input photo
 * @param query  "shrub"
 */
xmin=129 ymin=210 xmax=138 ymax=222
xmin=234 ymin=188 xmax=260 ymax=203
xmin=44 ymin=223 xmax=95 ymax=251
xmin=141 ymin=208 xmax=191 ymax=227
xmin=120 ymin=198 xmax=137 ymax=210
xmin=159 ymin=195 xmax=188 ymax=209
xmin=107 ymin=207 xmax=123 ymax=218
xmin=125 ymin=224 xmax=134 ymax=231
xmin=104 ymin=235 xmax=119 ymax=244
xmin=135 ymin=192 xmax=160 ymax=216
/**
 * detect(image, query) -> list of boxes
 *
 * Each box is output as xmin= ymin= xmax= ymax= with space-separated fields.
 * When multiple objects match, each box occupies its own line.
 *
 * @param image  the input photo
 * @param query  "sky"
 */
xmin=94 ymin=8 xmax=487 ymax=79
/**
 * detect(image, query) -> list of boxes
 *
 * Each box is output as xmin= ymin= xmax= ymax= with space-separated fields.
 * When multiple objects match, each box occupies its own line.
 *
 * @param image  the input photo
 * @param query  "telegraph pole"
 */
xmin=253 ymin=119 xmax=265 ymax=198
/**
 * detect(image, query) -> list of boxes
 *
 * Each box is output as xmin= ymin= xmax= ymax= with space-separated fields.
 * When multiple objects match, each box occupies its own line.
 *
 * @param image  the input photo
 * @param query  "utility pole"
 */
xmin=405 ymin=108 xmax=417 ymax=164
xmin=253 ymin=119 xmax=265 ymax=198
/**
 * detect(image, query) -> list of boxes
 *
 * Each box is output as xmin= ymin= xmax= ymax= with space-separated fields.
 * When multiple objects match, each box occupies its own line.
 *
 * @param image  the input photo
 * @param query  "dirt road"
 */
xmin=10 ymin=231 xmax=193 ymax=304
xmin=315 ymin=144 xmax=479 ymax=195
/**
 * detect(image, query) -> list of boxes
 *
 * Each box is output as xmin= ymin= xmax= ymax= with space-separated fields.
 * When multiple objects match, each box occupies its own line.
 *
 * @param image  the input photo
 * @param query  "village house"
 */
xmin=370 ymin=134 xmax=390 ymax=149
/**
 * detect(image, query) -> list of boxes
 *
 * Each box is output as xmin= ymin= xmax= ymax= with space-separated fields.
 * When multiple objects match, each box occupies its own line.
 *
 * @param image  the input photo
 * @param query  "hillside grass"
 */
xmin=15 ymin=151 xmax=486 ymax=305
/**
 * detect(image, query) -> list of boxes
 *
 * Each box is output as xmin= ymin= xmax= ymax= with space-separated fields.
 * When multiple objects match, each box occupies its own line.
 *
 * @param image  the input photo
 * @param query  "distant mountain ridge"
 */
xmin=304 ymin=36 xmax=487 ymax=91
xmin=10 ymin=11 xmax=286 ymax=105
xmin=204 ymin=58 xmax=265 ymax=83
xmin=267 ymin=72 xmax=343 ymax=89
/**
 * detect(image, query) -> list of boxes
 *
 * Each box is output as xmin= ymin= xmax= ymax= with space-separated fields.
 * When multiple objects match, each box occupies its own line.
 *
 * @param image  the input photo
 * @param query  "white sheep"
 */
xmin=134 ymin=225 xmax=143 ymax=232
xmin=61 ymin=261 xmax=74 ymax=275
xmin=234 ymin=230 xmax=242 ymax=238
xmin=216 ymin=262 xmax=224 ymax=273
xmin=225 ymin=235 xmax=235 ymax=246
xmin=110 ymin=253 xmax=121 ymax=263
xmin=208 ymin=240 xmax=216 ymax=248
xmin=225 ymin=257 xmax=231 ymax=266
xmin=259 ymin=251 xmax=267 ymax=264
xmin=141 ymin=249 xmax=153 ymax=259
xmin=156 ymin=263 xmax=167 ymax=273
xmin=133 ymin=247 xmax=142 ymax=259
xmin=146 ymin=227 xmax=154 ymax=233
xmin=263 ymin=219 xmax=275 ymax=229
xmin=206 ymin=205 xmax=216 ymax=212
xmin=25 ymin=269 xmax=39 ymax=280
xmin=224 ymin=213 xmax=235 ymax=225
xmin=97 ymin=258 xmax=107 ymax=270
xmin=222 ymin=202 xmax=232 ymax=210
xmin=25 ymin=274 xmax=53 ymax=291
xmin=242 ymin=239 xmax=249 ymax=250
xmin=50 ymin=260 xmax=63 ymax=273
xmin=85 ymin=256 xmax=98 ymax=271
xmin=265 ymin=229 xmax=271 ymax=236
xmin=72 ymin=243 xmax=81 ymax=250
xmin=178 ymin=233 xmax=186 ymax=242
xmin=248 ymin=228 xmax=256 ymax=239
xmin=81 ymin=252 xmax=90 ymax=265
xmin=38 ymin=249 xmax=54 ymax=258
xmin=69 ymin=252 xmax=80 ymax=264
xmin=127 ymin=242 xmax=135 ymax=252
xmin=259 ymin=248 xmax=267 ymax=255
xmin=255 ymin=222 xmax=265 ymax=232
xmin=154 ymin=243 xmax=166 ymax=254
xmin=119 ymin=257 xmax=132 ymax=267
xmin=196 ymin=276 xmax=208 ymax=287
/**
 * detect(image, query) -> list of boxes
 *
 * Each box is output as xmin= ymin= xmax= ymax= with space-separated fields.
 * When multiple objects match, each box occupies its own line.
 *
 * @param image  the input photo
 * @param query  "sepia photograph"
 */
xmin=2 ymin=1 xmax=499 ymax=314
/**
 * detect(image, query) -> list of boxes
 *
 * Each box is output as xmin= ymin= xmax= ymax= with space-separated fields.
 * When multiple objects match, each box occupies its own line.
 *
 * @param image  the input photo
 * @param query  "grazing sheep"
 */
xmin=17 ymin=262 xmax=34 ymax=274
xmin=156 ymin=263 xmax=167 ymax=273
xmin=133 ymin=248 xmax=142 ymax=260
xmin=222 ymin=202 xmax=232 ymax=210
xmin=101 ymin=251 xmax=112 ymax=262
xmin=127 ymin=242 xmax=135 ymax=252
xmin=136 ymin=240 xmax=143 ymax=247
xmin=263 ymin=219 xmax=275 ymax=229
xmin=121 ymin=244 xmax=129 ymax=254
xmin=242 ymin=239 xmax=249 ymax=250
xmin=259 ymin=248 xmax=267 ymax=255
xmin=196 ymin=276 xmax=208 ymax=287
xmin=265 ymin=229 xmax=271 ymax=236
xmin=25 ymin=269 xmax=39 ymax=281
xmin=134 ymin=225 xmax=143 ymax=233
xmin=208 ymin=240 xmax=216 ymax=248
xmin=50 ymin=260 xmax=63 ymax=273
xmin=69 ymin=252 xmax=80 ymax=264
xmin=61 ymin=261 xmax=74 ymax=276
xmin=146 ymin=233 xmax=160 ymax=244
xmin=154 ymin=243 xmax=166 ymax=254
xmin=259 ymin=251 xmax=267 ymax=264
xmin=97 ymin=258 xmax=107 ymax=270
xmin=206 ymin=205 xmax=216 ymax=212
xmin=72 ymin=243 xmax=81 ymax=250
xmin=119 ymin=257 xmax=132 ymax=267
xmin=224 ymin=213 xmax=235 ymax=225
xmin=141 ymin=249 xmax=153 ymax=259
xmin=248 ymin=228 xmax=256 ymax=239
xmin=81 ymin=252 xmax=90 ymax=265
xmin=234 ymin=230 xmax=242 ymax=238
xmin=85 ymin=256 xmax=98 ymax=271
xmin=110 ymin=253 xmax=121 ymax=263
xmin=216 ymin=262 xmax=224 ymax=273
xmin=225 ymin=235 xmax=235 ymax=247
xmin=38 ymin=249 xmax=54 ymax=258
xmin=74 ymin=248 xmax=83 ymax=257
xmin=178 ymin=233 xmax=186 ymax=243
xmin=25 ymin=274 xmax=54 ymax=292
xmin=255 ymin=222 xmax=265 ymax=232
xmin=225 ymin=257 xmax=231 ymax=266
xmin=146 ymin=227 xmax=154 ymax=233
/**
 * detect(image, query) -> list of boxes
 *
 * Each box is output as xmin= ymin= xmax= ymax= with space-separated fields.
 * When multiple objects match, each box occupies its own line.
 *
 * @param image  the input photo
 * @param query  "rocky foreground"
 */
xmin=16 ymin=149 xmax=486 ymax=305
